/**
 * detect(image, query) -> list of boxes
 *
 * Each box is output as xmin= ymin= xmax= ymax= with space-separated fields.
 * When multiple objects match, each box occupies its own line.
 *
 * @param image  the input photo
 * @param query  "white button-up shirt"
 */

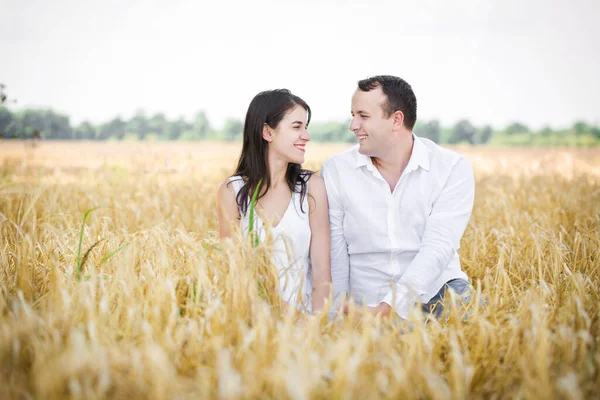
xmin=321 ymin=134 xmax=475 ymax=319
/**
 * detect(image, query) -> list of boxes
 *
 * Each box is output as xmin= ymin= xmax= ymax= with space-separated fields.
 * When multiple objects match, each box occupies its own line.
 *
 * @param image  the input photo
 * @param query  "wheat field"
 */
xmin=1 ymin=141 xmax=599 ymax=399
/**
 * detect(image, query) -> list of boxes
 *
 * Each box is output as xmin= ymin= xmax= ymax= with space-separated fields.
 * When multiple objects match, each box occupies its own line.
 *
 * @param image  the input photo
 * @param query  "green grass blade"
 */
xmin=96 ymin=243 xmax=129 ymax=268
xmin=248 ymin=179 xmax=262 ymax=248
xmin=79 ymin=238 xmax=106 ymax=276
xmin=76 ymin=206 xmax=104 ymax=273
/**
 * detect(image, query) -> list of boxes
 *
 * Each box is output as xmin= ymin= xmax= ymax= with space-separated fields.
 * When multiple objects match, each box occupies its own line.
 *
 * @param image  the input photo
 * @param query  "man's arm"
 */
xmin=320 ymin=160 xmax=350 ymax=300
xmin=380 ymin=157 xmax=475 ymax=319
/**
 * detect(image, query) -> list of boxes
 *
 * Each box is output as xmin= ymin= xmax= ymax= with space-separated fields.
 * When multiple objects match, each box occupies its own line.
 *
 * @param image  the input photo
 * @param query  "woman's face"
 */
xmin=267 ymin=104 xmax=311 ymax=164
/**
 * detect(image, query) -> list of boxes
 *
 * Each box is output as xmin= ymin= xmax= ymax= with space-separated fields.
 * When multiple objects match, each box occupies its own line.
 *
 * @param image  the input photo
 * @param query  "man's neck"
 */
xmin=370 ymin=133 xmax=414 ymax=192
xmin=372 ymin=133 xmax=414 ymax=176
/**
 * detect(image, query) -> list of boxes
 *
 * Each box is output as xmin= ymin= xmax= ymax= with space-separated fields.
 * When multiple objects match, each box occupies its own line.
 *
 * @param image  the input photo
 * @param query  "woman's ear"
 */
xmin=262 ymin=124 xmax=273 ymax=142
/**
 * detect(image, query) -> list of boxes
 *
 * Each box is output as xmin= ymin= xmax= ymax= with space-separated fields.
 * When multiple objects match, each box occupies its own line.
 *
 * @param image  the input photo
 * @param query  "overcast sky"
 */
xmin=1 ymin=0 xmax=599 ymax=129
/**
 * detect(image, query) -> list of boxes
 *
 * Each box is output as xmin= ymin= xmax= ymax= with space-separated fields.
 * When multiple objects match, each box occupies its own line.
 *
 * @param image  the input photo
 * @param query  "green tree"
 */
xmin=539 ymin=126 xmax=554 ymax=136
xmin=98 ymin=117 xmax=126 ymax=140
xmin=449 ymin=119 xmax=476 ymax=144
xmin=505 ymin=122 xmax=529 ymax=135
xmin=223 ymin=118 xmax=243 ymax=141
xmin=309 ymin=121 xmax=350 ymax=142
xmin=148 ymin=113 xmax=168 ymax=138
xmin=164 ymin=117 xmax=188 ymax=140
xmin=13 ymin=109 xmax=71 ymax=139
xmin=572 ymin=121 xmax=590 ymax=136
xmin=192 ymin=111 xmax=211 ymax=139
xmin=416 ymin=120 xmax=441 ymax=143
xmin=49 ymin=112 xmax=73 ymax=139
xmin=74 ymin=121 xmax=96 ymax=140
xmin=126 ymin=111 xmax=150 ymax=139
xmin=19 ymin=109 xmax=49 ymax=138
xmin=0 ymin=107 xmax=13 ymax=138
xmin=478 ymin=125 xmax=494 ymax=144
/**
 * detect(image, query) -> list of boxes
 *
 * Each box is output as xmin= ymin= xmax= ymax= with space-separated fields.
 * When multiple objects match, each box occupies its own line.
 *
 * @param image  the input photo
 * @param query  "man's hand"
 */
xmin=367 ymin=303 xmax=392 ymax=317
xmin=343 ymin=302 xmax=392 ymax=317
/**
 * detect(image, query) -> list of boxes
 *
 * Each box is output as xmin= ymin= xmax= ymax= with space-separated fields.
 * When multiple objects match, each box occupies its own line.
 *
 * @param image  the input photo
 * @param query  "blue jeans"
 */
xmin=421 ymin=279 xmax=472 ymax=318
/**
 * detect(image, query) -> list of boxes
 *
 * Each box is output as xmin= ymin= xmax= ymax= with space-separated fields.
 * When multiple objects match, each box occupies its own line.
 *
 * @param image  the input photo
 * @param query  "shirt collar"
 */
xmin=354 ymin=133 xmax=431 ymax=172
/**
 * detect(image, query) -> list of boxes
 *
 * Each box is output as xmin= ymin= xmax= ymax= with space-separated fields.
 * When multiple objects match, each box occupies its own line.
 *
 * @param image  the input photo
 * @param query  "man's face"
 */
xmin=350 ymin=86 xmax=395 ymax=157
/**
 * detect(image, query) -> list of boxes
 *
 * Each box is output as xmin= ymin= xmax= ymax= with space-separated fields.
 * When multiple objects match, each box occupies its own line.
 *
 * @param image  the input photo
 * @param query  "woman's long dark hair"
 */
xmin=232 ymin=89 xmax=313 ymax=216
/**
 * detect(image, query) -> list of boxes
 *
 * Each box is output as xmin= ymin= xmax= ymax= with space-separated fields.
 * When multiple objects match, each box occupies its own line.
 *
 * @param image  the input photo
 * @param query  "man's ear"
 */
xmin=262 ymin=124 xmax=273 ymax=142
xmin=392 ymin=110 xmax=405 ymax=130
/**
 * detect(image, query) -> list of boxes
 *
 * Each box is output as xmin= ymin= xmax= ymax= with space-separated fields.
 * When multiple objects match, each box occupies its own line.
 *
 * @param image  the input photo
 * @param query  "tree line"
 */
xmin=1 ymin=105 xmax=599 ymax=146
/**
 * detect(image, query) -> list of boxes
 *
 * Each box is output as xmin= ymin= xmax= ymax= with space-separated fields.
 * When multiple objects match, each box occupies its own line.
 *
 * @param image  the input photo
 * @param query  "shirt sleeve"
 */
xmin=320 ymin=159 xmax=350 ymax=298
xmin=382 ymin=156 xmax=475 ymax=319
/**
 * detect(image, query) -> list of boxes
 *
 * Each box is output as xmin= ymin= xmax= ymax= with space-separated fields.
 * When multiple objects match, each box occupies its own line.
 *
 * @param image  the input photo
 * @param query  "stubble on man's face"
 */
xmin=350 ymin=87 xmax=393 ymax=157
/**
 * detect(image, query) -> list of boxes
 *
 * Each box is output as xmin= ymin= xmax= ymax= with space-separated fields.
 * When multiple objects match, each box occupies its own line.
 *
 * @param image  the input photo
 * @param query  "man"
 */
xmin=321 ymin=75 xmax=475 ymax=319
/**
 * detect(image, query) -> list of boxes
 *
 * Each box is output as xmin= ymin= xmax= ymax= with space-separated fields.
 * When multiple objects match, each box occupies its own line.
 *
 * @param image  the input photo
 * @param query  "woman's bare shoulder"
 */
xmin=217 ymin=178 xmax=237 ymax=203
xmin=308 ymin=173 xmax=326 ymax=194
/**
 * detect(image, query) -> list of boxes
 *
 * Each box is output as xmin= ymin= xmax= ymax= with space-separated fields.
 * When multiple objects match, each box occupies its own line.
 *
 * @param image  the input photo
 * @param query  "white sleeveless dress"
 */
xmin=228 ymin=176 xmax=313 ymax=313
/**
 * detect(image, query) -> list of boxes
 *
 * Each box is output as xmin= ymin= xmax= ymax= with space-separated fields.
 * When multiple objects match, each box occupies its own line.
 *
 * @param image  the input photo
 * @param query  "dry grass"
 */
xmin=1 ymin=140 xmax=599 ymax=399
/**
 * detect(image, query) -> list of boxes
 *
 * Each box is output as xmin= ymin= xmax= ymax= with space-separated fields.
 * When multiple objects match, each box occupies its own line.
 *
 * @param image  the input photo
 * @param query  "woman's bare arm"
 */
xmin=216 ymin=180 xmax=240 ymax=240
xmin=307 ymin=173 xmax=332 ymax=313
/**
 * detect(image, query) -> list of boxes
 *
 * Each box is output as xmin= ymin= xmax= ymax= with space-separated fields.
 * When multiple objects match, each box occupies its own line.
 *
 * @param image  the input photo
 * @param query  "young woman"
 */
xmin=217 ymin=89 xmax=331 ymax=314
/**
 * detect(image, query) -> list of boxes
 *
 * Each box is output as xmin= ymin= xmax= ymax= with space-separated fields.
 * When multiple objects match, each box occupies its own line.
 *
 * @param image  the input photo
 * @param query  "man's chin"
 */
xmin=357 ymin=144 xmax=371 ymax=156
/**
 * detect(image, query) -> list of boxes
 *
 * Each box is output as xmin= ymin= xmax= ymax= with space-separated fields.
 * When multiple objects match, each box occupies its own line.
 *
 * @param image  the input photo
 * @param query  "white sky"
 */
xmin=1 ymin=0 xmax=599 ymax=129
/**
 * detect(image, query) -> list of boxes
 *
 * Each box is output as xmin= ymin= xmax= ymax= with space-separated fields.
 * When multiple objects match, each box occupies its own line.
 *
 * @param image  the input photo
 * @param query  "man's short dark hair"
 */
xmin=357 ymin=75 xmax=417 ymax=130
